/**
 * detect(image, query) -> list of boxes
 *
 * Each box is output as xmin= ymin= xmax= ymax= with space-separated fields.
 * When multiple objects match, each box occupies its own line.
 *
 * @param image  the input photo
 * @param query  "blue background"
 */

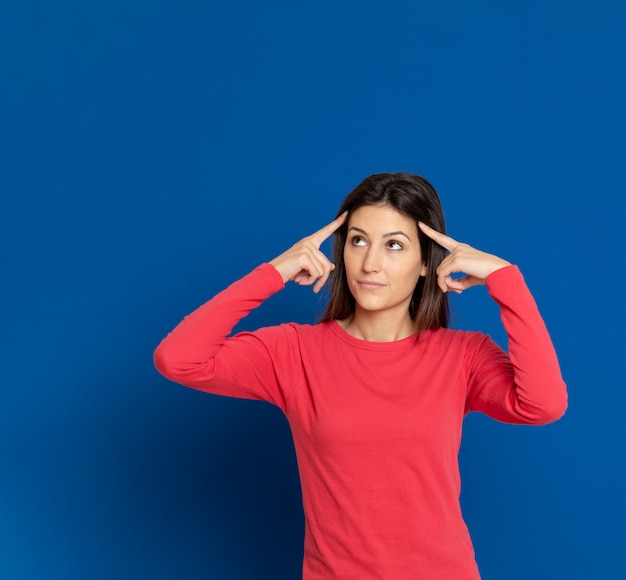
xmin=1 ymin=1 xmax=624 ymax=578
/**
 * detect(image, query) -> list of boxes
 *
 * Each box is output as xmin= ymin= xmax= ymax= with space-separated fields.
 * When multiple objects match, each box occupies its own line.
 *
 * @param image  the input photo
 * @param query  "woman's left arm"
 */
xmin=419 ymin=223 xmax=568 ymax=425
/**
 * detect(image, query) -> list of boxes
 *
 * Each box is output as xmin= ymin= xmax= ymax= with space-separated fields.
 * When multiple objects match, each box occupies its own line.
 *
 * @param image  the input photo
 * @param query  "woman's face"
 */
xmin=343 ymin=204 xmax=427 ymax=319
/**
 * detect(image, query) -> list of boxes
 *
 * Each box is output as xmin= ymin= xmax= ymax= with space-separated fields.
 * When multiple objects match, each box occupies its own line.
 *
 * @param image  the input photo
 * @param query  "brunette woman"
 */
xmin=154 ymin=172 xmax=567 ymax=579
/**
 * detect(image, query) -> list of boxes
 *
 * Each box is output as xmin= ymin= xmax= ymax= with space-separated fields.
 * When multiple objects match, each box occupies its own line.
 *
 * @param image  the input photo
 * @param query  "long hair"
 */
xmin=320 ymin=172 xmax=449 ymax=333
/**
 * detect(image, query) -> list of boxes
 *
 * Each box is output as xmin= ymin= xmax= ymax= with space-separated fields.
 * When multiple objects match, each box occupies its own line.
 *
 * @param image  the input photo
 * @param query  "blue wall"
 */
xmin=2 ymin=1 xmax=624 ymax=578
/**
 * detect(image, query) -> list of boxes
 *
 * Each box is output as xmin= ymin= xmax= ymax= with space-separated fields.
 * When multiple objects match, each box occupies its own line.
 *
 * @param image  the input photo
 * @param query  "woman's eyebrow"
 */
xmin=348 ymin=226 xmax=412 ymax=241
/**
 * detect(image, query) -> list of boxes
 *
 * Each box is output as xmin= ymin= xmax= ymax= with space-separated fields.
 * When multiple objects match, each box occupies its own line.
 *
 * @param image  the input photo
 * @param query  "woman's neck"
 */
xmin=337 ymin=308 xmax=416 ymax=342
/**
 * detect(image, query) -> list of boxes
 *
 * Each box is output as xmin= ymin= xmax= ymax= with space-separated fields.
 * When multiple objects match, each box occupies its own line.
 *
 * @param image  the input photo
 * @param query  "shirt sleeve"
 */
xmin=153 ymin=263 xmax=303 ymax=412
xmin=464 ymin=265 xmax=568 ymax=425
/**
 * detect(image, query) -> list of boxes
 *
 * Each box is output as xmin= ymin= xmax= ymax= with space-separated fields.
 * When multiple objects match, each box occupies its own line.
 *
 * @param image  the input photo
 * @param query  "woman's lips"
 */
xmin=357 ymin=281 xmax=386 ymax=290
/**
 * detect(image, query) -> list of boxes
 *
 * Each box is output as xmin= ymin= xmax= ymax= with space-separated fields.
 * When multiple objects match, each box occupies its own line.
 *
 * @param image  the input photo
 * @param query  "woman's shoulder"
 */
xmin=424 ymin=326 xmax=490 ymax=350
xmin=245 ymin=320 xmax=334 ymax=342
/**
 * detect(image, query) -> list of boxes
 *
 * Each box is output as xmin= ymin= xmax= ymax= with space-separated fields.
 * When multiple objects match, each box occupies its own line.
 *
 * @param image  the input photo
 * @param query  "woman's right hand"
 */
xmin=269 ymin=212 xmax=347 ymax=293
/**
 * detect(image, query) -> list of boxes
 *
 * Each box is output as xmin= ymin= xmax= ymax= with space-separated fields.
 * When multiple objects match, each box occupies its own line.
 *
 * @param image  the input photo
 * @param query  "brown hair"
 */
xmin=320 ymin=172 xmax=449 ymax=333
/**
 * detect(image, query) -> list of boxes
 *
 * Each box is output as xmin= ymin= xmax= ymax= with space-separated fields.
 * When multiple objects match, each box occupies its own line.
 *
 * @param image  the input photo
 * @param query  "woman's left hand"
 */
xmin=418 ymin=222 xmax=511 ymax=294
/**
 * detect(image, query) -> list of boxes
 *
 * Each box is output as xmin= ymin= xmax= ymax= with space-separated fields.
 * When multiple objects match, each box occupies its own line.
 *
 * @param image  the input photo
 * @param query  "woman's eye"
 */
xmin=387 ymin=240 xmax=403 ymax=250
xmin=350 ymin=236 xmax=367 ymax=246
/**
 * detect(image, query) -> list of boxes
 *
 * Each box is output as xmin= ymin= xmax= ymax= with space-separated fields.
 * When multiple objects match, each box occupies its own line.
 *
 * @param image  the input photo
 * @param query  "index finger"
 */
xmin=309 ymin=211 xmax=348 ymax=247
xmin=418 ymin=222 xmax=459 ymax=251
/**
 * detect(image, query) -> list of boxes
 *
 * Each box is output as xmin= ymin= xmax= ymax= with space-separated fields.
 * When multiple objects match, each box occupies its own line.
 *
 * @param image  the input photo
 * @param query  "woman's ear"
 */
xmin=420 ymin=263 xmax=428 ymax=276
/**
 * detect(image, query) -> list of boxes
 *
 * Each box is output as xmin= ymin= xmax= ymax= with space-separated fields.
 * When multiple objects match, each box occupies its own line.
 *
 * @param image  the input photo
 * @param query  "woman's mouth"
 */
xmin=357 ymin=281 xmax=386 ymax=290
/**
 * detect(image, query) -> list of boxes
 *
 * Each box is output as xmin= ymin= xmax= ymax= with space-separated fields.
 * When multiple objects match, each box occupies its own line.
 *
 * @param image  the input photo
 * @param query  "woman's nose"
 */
xmin=362 ymin=248 xmax=382 ymax=272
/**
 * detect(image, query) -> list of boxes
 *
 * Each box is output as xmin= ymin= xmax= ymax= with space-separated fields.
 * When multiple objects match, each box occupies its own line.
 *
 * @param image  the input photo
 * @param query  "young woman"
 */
xmin=154 ymin=172 xmax=567 ymax=579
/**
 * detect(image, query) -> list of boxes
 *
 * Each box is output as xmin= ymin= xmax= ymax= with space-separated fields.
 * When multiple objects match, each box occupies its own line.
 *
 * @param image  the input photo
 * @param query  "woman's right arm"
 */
xmin=153 ymin=263 xmax=293 ymax=407
xmin=153 ymin=213 xmax=346 ymax=409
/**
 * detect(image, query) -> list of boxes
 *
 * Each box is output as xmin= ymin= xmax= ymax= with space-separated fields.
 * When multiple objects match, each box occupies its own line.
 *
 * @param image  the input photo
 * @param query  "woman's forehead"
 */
xmin=348 ymin=204 xmax=417 ymax=235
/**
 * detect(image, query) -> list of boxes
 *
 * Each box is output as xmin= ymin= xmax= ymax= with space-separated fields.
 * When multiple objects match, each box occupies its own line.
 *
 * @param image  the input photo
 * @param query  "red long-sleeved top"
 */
xmin=154 ymin=263 xmax=567 ymax=579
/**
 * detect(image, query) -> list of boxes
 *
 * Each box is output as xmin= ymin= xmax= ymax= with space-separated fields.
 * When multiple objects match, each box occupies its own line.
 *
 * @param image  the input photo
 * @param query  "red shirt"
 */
xmin=154 ymin=263 xmax=567 ymax=579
